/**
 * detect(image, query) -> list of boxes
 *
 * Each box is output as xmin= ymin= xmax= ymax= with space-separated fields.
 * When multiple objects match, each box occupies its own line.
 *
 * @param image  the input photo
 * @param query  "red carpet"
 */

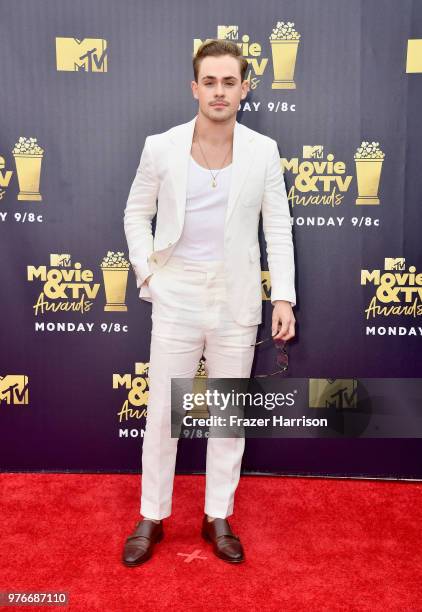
xmin=1 ymin=473 xmax=421 ymax=611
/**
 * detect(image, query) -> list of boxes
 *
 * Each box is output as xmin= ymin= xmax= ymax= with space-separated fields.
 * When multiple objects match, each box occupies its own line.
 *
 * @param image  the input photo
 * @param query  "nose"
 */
xmin=215 ymin=82 xmax=224 ymax=96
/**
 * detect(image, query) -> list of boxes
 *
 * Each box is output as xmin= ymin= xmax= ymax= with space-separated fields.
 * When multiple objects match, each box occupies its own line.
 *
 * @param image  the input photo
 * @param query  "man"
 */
xmin=122 ymin=39 xmax=296 ymax=566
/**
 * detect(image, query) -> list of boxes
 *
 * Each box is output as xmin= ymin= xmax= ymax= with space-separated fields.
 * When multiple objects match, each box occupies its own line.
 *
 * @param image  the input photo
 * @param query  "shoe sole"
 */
xmin=201 ymin=529 xmax=245 ymax=564
xmin=122 ymin=530 xmax=164 ymax=567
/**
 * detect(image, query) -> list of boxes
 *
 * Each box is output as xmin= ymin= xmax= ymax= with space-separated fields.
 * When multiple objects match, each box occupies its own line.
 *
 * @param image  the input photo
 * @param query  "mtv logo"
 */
xmin=303 ymin=146 xmax=323 ymax=159
xmin=56 ymin=38 xmax=108 ymax=72
xmin=135 ymin=362 xmax=149 ymax=376
xmin=217 ymin=25 xmax=238 ymax=40
xmin=50 ymin=254 xmax=71 ymax=267
xmin=309 ymin=379 xmax=357 ymax=409
xmin=384 ymin=258 xmax=405 ymax=271
xmin=261 ymin=271 xmax=271 ymax=301
xmin=0 ymin=375 xmax=29 ymax=405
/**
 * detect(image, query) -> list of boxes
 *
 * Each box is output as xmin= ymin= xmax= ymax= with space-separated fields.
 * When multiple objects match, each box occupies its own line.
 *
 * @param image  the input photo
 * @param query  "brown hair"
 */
xmin=193 ymin=39 xmax=248 ymax=83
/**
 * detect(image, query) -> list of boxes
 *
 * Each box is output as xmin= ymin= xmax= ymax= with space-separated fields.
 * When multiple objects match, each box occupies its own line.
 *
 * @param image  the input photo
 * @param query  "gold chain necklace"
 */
xmin=194 ymin=133 xmax=232 ymax=188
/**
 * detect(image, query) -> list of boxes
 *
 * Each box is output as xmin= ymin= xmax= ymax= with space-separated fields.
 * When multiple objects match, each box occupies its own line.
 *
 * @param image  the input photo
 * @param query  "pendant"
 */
xmin=212 ymin=179 xmax=216 ymax=187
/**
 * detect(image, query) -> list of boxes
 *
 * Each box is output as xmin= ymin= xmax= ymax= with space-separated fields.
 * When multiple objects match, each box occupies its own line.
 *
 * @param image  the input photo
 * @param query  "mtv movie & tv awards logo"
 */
xmin=26 ymin=252 xmax=132 ymax=333
xmin=361 ymin=258 xmax=422 ymax=336
xmin=194 ymin=22 xmax=301 ymax=92
xmin=115 ymin=359 xmax=206 ymax=440
xmin=281 ymin=142 xmax=385 ymax=228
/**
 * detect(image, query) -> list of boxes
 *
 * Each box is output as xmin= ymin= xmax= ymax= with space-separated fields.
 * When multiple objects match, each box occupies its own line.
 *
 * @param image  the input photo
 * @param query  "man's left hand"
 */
xmin=272 ymin=301 xmax=296 ymax=341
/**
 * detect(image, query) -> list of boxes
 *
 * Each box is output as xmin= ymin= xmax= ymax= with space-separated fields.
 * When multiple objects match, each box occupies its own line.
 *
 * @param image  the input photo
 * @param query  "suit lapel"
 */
xmin=168 ymin=114 xmax=256 ymax=229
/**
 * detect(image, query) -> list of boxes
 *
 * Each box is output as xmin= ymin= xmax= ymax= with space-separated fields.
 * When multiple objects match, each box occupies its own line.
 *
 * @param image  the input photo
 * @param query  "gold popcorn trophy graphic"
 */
xmin=12 ymin=137 xmax=44 ymax=201
xmin=261 ymin=271 xmax=271 ymax=301
xmin=269 ymin=21 xmax=301 ymax=89
xmin=354 ymin=141 xmax=385 ymax=205
xmin=101 ymin=251 xmax=130 ymax=312
xmin=190 ymin=357 xmax=209 ymax=419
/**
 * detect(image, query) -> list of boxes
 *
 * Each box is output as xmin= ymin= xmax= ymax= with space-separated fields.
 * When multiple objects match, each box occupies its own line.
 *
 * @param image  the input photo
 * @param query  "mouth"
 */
xmin=211 ymin=103 xmax=228 ymax=108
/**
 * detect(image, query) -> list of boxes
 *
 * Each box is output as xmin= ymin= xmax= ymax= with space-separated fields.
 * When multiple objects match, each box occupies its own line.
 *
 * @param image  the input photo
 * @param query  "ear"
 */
xmin=191 ymin=80 xmax=198 ymax=100
xmin=240 ymin=80 xmax=250 ymax=99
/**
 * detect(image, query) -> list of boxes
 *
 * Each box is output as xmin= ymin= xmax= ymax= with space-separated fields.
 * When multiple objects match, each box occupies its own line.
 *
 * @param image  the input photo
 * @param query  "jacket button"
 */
xmin=168 ymin=241 xmax=172 ymax=246
xmin=153 ymin=257 xmax=157 ymax=263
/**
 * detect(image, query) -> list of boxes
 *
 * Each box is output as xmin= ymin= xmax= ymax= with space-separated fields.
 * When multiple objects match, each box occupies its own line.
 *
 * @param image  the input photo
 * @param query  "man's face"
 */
xmin=191 ymin=54 xmax=249 ymax=122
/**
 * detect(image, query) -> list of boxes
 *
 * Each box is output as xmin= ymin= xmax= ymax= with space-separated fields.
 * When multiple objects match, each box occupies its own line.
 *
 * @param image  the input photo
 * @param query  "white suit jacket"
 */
xmin=123 ymin=114 xmax=296 ymax=326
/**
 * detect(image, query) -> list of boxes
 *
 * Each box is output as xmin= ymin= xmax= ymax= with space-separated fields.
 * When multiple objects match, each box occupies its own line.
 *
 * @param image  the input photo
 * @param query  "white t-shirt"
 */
xmin=170 ymin=155 xmax=232 ymax=260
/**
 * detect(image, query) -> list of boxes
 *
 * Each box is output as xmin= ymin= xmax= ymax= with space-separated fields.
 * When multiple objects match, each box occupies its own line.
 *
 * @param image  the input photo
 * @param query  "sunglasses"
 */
xmin=250 ymin=331 xmax=289 ymax=377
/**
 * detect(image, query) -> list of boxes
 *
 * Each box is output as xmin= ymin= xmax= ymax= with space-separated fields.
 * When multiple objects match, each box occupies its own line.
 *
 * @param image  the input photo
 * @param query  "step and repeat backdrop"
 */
xmin=1 ymin=0 xmax=421 ymax=477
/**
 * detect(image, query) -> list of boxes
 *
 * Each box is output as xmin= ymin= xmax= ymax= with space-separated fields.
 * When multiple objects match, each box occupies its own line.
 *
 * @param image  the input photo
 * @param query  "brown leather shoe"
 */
xmin=122 ymin=519 xmax=164 ymax=567
xmin=201 ymin=515 xmax=244 ymax=563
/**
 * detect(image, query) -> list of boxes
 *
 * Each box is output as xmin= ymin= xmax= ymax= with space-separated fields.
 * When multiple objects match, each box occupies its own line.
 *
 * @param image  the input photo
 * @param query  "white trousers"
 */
xmin=140 ymin=255 xmax=258 ymax=520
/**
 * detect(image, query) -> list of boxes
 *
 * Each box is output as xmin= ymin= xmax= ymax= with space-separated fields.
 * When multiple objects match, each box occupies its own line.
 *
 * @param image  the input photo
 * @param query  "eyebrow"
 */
xmin=201 ymin=75 xmax=238 ymax=81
